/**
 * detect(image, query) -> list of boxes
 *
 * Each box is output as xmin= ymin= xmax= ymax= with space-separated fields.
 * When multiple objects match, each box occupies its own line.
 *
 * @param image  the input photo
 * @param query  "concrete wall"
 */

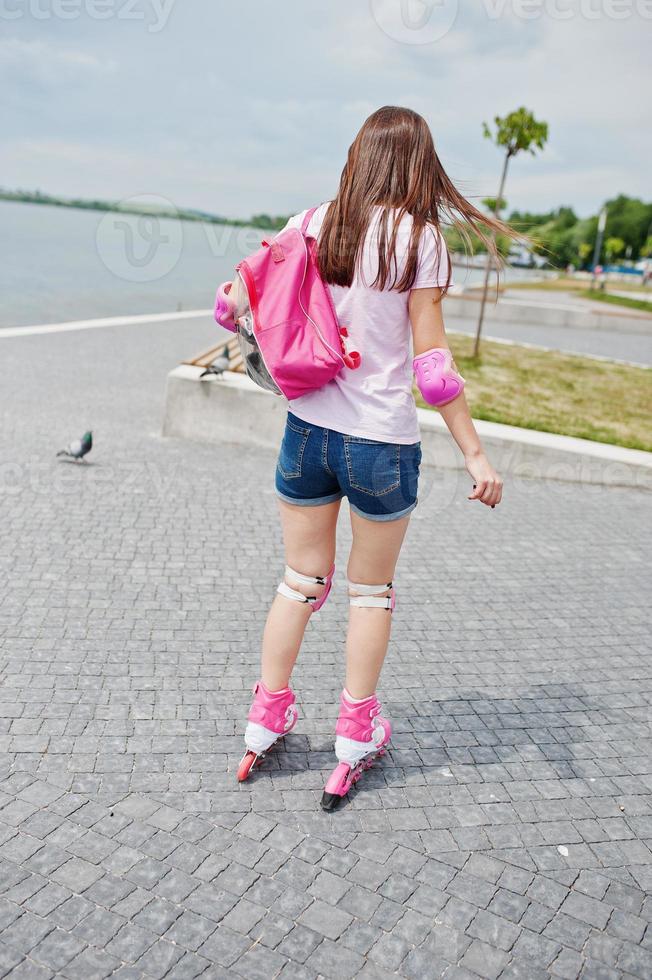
xmin=446 ymin=295 xmax=652 ymax=334
xmin=163 ymin=367 xmax=652 ymax=493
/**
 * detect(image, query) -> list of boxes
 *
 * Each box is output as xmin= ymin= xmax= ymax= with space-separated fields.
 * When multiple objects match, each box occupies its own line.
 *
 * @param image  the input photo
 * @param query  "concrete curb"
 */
xmin=446 ymin=294 xmax=652 ymax=334
xmin=162 ymin=366 xmax=652 ymax=492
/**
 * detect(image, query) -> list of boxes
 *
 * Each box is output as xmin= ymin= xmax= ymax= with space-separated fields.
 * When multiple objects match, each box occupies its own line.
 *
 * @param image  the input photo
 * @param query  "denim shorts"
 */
xmin=275 ymin=412 xmax=422 ymax=521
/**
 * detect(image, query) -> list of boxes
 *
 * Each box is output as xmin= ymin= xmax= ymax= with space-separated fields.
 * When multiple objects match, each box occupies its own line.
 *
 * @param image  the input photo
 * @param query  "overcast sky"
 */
xmin=3 ymin=0 xmax=650 ymax=220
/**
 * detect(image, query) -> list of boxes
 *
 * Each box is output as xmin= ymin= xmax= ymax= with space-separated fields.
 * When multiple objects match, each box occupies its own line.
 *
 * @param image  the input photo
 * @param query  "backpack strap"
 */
xmin=300 ymin=206 xmax=319 ymax=236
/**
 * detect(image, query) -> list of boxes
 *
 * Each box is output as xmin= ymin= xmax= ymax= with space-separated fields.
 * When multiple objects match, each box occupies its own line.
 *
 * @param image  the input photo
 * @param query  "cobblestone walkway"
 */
xmin=0 ymin=319 xmax=651 ymax=978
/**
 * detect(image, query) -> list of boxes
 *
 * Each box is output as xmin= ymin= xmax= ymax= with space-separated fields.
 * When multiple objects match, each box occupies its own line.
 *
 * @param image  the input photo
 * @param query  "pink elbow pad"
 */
xmin=214 ymin=281 xmax=237 ymax=332
xmin=413 ymin=347 xmax=465 ymax=406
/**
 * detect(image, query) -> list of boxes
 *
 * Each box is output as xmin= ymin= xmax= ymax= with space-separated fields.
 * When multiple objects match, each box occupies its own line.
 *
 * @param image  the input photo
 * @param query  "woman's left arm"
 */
xmin=409 ymin=287 xmax=503 ymax=508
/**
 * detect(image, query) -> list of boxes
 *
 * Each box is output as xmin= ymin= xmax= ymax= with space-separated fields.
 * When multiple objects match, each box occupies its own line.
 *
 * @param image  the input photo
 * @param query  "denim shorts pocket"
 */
xmin=277 ymin=417 xmax=311 ymax=479
xmin=343 ymin=436 xmax=401 ymax=496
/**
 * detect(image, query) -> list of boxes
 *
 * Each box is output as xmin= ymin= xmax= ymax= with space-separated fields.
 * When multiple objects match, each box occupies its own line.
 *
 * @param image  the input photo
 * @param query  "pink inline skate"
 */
xmin=321 ymin=690 xmax=392 ymax=811
xmin=237 ymin=681 xmax=298 ymax=782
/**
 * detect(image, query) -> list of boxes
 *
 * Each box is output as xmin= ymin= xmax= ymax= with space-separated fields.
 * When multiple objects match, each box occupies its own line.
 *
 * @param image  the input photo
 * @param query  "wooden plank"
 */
xmin=182 ymin=345 xmax=222 ymax=367
xmin=182 ymin=335 xmax=245 ymax=372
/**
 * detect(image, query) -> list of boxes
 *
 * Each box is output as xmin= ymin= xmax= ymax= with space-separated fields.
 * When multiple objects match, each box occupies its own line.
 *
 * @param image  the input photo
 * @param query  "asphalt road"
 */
xmin=445 ymin=311 xmax=652 ymax=366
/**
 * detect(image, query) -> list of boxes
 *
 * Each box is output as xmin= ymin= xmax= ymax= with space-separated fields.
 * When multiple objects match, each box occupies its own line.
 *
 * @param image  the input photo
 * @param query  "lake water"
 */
xmin=1 ymin=200 xmax=535 ymax=328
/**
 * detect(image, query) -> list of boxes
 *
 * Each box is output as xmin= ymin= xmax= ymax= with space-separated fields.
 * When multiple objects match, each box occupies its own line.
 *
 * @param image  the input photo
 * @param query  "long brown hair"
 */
xmin=318 ymin=105 xmax=517 ymax=294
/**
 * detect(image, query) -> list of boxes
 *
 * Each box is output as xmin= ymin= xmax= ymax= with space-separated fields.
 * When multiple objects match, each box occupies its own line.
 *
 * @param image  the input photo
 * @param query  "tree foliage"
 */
xmin=482 ymin=196 xmax=507 ymax=214
xmin=482 ymin=107 xmax=549 ymax=159
xmin=251 ymin=213 xmax=288 ymax=230
xmin=605 ymin=237 xmax=625 ymax=262
xmin=483 ymin=197 xmax=652 ymax=268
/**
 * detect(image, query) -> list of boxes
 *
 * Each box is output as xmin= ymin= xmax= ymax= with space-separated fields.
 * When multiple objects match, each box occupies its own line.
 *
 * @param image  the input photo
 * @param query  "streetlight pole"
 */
xmin=591 ymin=206 xmax=607 ymax=290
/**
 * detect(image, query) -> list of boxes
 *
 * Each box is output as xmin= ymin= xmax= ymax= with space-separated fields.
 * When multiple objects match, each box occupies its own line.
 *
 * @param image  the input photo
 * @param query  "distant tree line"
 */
xmin=4 ymin=188 xmax=650 ymax=268
xmin=250 ymin=213 xmax=290 ymax=230
xmin=2 ymin=188 xmax=293 ymax=231
xmin=447 ymin=194 xmax=652 ymax=269
xmin=248 ymin=197 xmax=652 ymax=268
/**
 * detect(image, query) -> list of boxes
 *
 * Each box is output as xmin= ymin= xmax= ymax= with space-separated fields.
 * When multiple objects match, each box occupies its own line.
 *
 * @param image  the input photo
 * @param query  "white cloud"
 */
xmin=0 ymin=38 xmax=117 ymax=82
xmin=1 ymin=0 xmax=649 ymax=218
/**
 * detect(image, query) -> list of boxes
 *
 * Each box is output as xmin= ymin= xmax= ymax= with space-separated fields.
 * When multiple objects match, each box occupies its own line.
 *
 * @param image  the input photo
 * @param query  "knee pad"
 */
xmin=413 ymin=347 xmax=465 ymax=407
xmin=348 ymin=580 xmax=395 ymax=612
xmin=277 ymin=564 xmax=334 ymax=612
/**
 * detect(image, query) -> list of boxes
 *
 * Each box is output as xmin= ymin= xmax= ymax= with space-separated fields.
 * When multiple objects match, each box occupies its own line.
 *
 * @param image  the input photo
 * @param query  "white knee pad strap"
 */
xmin=277 ymin=581 xmax=313 ymax=603
xmin=348 ymin=580 xmax=395 ymax=611
xmin=277 ymin=564 xmax=333 ymax=608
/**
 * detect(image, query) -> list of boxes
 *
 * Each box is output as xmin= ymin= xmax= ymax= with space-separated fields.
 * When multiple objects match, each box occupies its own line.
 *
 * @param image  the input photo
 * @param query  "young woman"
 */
xmin=238 ymin=106 xmax=509 ymax=809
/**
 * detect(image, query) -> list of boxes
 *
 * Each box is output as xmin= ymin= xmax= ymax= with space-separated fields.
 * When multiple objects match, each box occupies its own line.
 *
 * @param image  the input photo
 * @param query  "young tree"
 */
xmin=482 ymin=196 xmax=507 ymax=214
xmin=605 ymin=236 xmax=625 ymax=264
xmin=578 ymin=242 xmax=593 ymax=268
xmin=474 ymin=108 xmax=549 ymax=356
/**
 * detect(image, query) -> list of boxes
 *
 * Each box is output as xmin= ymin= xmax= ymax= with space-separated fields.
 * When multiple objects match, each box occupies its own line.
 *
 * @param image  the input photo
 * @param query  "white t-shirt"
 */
xmin=284 ymin=203 xmax=451 ymax=445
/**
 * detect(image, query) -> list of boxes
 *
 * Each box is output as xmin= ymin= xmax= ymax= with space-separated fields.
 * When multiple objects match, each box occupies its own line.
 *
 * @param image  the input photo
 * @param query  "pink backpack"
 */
xmin=214 ymin=207 xmax=360 ymax=399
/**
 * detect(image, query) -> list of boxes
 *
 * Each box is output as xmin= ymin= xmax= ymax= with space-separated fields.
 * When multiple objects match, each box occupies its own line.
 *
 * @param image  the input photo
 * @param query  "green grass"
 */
xmin=415 ymin=334 xmax=652 ymax=452
xmin=579 ymin=290 xmax=652 ymax=314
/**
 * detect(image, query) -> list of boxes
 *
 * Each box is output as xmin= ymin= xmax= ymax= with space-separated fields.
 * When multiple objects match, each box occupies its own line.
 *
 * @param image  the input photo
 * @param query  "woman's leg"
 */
xmin=261 ymin=498 xmax=341 ymax=691
xmin=345 ymin=511 xmax=411 ymax=699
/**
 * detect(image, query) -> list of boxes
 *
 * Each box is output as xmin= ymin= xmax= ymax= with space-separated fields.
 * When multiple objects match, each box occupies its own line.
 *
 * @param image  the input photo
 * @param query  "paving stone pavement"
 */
xmin=0 ymin=318 xmax=651 ymax=979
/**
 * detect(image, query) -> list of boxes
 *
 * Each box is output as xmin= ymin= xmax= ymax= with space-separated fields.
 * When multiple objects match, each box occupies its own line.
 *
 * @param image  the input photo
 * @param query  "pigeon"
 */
xmin=57 ymin=430 xmax=93 ymax=461
xmin=200 ymin=344 xmax=230 ymax=379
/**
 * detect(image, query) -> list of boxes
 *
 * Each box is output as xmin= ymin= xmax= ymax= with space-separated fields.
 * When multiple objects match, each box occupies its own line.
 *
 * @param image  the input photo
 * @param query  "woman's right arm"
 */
xmin=408 ymin=287 xmax=503 ymax=508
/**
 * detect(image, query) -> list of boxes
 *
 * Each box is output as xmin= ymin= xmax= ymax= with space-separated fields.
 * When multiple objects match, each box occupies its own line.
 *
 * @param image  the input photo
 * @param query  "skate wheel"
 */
xmin=320 ymin=790 xmax=344 ymax=812
xmin=237 ymin=750 xmax=259 ymax=782
xmin=322 ymin=762 xmax=354 ymax=811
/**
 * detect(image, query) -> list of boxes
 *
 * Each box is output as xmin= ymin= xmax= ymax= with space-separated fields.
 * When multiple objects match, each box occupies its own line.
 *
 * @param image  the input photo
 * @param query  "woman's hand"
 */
xmin=465 ymin=452 xmax=503 ymax=508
